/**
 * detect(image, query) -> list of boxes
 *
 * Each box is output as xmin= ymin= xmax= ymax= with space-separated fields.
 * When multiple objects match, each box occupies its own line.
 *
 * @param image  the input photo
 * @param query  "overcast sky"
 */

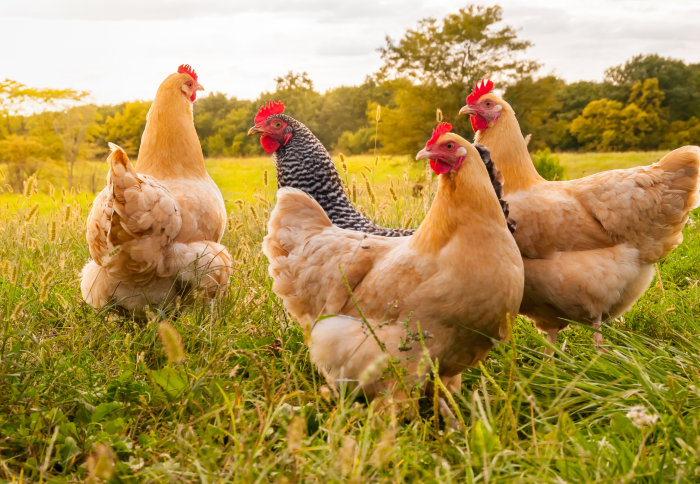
xmin=2 ymin=0 xmax=699 ymax=105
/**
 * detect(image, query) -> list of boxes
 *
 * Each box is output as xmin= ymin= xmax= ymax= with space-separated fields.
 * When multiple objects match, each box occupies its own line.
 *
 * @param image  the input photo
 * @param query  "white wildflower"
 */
xmin=626 ymin=405 xmax=658 ymax=428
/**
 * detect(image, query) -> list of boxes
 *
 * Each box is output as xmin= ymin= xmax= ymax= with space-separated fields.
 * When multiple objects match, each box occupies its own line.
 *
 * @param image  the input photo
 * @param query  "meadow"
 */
xmin=0 ymin=151 xmax=698 ymax=482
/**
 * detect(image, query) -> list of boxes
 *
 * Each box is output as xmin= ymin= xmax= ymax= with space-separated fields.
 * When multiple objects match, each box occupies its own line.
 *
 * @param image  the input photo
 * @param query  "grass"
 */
xmin=0 ymin=153 xmax=699 ymax=482
xmin=557 ymin=151 xmax=668 ymax=179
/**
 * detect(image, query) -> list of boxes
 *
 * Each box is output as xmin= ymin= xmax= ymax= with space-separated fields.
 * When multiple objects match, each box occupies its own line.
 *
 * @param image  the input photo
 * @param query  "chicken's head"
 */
xmin=416 ymin=122 xmax=473 ymax=175
xmin=247 ymin=101 xmax=293 ymax=154
xmin=459 ymin=79 xmax=505 ymax=133
xmin=174 ymin=64 xmax=204 ymax=103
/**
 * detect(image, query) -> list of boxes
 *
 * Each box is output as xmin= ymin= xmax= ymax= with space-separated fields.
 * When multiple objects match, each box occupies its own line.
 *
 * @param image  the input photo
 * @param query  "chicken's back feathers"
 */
xmin=573 ymin=145 xmax=699 ymax=262
xmin=263 ymin=187 xmax=396 ymax=328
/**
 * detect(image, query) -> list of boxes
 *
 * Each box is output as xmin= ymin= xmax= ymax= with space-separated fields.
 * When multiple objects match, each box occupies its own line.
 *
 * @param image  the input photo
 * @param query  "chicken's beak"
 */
xmin=196 ymin=82 xmax=204 ymax=91
xmin=415 ymin=148 xmax=432 ymax=161
xmin=459 ymin=105 xmax=476 ymax=116
xmin=247 ymin=125 xmax=265 ymax=136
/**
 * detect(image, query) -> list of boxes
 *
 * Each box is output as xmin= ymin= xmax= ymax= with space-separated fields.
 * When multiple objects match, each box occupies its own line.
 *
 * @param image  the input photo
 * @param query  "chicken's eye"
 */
xmin=274 ymin=122 xmax=282 ymax=129
xmin=485 ymin=101 xmax=491 ymax=107
xmin=187 ymin=82 xmax=193 ymax=87
xmin=446 ymin=142 xmax=454 ymax=150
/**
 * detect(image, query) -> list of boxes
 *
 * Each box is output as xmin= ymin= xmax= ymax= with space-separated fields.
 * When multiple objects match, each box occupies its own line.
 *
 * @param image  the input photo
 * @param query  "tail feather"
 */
xmin=657 ymin=145 xmax=700 ymax=212
xmin=107 ymin=143 xmax=138 ymax=190
xmin=263 ymin=187 xmax=332 ymax=260
xmin=645 ymin=145 xmax=700 ymax=260
xmin=577 ymin=145 xmax=699 ymax=262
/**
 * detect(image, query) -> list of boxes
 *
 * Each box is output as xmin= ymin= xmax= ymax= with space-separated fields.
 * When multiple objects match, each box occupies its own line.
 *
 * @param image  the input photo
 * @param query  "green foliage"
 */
xmin=99 ymin=101 xmax=151 ymax=156
xmin=335 ymin=127 xmax=375 ymax=155
xmin=316 ymin=82 xmax=393 ymax=149
xmin=504 ymin=76 xmax=565 ymax=150
xmin=0 ymin=134 xmax=45 ymax=190
xmin=662 ymin=116 xmax=700 ymax=148
xmin=531 ymin=148 xmax=565 ymax=180
xmin=0 ymin=78 xmax=87 ymax=119
xmin=570 ymin=79 xmax=667 ymax=151
xmin=377 ymin=5 xmax=539 ymax=87
xmin=605 ymin=53 xmax=700 ymax=121
xmin=194 ymin=94 xmax=257 ymax=157
xmin=259 ymin=71 xmax=323 ymax=135
xmin=371 ymin=81 xmax=470 ymax=154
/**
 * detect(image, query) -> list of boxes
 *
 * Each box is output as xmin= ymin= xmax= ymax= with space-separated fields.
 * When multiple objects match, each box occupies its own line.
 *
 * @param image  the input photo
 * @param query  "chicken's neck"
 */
xmin=135 ymin=97 xmax=208 ymax=180
xmin=410 ymin=162 xmax=506 ymax=254
xmin=475 ymin=111 xmax=544 ymax=194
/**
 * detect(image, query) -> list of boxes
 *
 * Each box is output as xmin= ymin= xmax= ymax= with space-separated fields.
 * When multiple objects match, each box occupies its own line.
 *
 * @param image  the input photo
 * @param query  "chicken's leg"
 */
xmin=438 ymin=397 xmax=461 ymax=430
xmin=592 ymin=316 xmax=606 ymax=352
xmin=544 ymin=328 xmax=559 ymax=356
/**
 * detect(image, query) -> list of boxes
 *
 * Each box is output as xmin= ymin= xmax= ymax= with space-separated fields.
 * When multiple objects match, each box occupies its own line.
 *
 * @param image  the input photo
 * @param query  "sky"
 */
xmin=2 ymin=0 xmax=699 ymax=105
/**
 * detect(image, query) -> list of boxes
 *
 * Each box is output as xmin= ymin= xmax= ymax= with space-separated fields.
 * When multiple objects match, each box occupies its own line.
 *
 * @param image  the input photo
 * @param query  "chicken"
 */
xmin=459 ymin=79 xmax=700 ymax=349
xmin=247 ymin=101 xmax=412 ymax=236
xmin=81 ymin=65 xmax=232 ymax=315
xmin=262 ymin=123 xmax=523 ymax=400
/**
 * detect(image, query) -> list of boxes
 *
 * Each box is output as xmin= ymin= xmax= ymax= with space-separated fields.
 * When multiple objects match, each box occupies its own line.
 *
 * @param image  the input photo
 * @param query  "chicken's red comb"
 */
xmin=466 ymin=79 xmax=494 ymax=104
xmin=426 ymin=122 xmax=453 ymax=147
xmin=178 ymin=64 xmax=198 ymax=82
xmin=255 ymin=100 xmax=285 ymax=125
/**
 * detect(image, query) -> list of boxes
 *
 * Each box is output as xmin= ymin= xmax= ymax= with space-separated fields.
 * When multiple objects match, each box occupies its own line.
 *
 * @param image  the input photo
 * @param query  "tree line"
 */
xmin=2 ymin=5 xmax=700 ymax=190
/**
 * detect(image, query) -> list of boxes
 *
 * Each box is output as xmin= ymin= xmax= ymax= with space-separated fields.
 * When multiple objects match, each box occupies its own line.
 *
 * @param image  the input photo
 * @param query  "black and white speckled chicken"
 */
xmin=247 ymin=101 xmax=413 ymax=237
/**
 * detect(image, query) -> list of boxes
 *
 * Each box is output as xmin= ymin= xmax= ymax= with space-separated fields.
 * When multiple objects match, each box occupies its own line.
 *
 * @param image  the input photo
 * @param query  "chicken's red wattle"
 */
xmin=261 ymin=136 xmax=280 ymax=154
xmin=471 ymin=114 xmax=489 ymax=133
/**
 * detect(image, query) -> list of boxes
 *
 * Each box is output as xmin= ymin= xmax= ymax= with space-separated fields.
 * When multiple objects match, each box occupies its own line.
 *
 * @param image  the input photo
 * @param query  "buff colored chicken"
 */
xmin=81 ymin=65 xmax=232 ymax=315
xmin=263 ymin=123 xmax=523 ymax=400
xmin=460 ymin=80 xmax=700 ymax=350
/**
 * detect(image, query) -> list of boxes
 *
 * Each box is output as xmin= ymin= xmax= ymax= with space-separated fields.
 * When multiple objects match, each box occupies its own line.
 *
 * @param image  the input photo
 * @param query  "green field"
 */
xmin=0 ymin=152 xmax=699 ymax=482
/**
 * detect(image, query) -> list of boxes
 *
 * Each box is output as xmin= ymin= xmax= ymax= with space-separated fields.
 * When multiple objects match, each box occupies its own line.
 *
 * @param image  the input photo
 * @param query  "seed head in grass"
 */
xmin=85 ymin=443 xmax=116 ymax=482
xmin=157 ymin=321 xmax=185 ymax=364
xmin=626 ymin=405 xmax=658 ymax=428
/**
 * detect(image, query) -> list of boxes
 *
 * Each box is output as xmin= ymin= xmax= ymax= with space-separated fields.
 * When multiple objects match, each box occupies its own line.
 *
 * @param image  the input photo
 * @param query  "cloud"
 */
xmin=3 ymin=0 xmax=700 ymax=104
xmin=0 ymin=0 xmax=414 ymax=21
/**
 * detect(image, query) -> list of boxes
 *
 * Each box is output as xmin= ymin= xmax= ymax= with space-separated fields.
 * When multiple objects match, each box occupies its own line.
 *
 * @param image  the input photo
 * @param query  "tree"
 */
xmin=0 ymin=79 xmax=92 ymax=188
xmin=274 ymin=71 xmax=314 ymax=91
xmin=257 ymin=71 xmax=323 ymax=140
xmin=0 ymin=134 xmax=44 ymax=191
xmin=192 ymin=92 xmax=259 ymax=157
xmin=626 ymin=78 xmax=666 ymax=149
xmin=503 ymin=76 xmax=565 ymax=150
xmin=377 ymin=5 xmax=539 ymax=88
xmin=371 ymin=80 xmax=469 ymax=154
xmin=662 ymin=117 xmax=700 ymax=148
xmin=315 ymin=81 xmax=394 ymax=149
xmin=51 ymin=104 xmax=98 ymax=187
xmin=570 ymin=99 xmax=646 ymax=151
xmin=100 ymin=101 xmax=151 ymax=156
xmin=335 ymin=127 xmax=375 ymax=155
xmin=0 ymin=79 xmax=85 ymax=134
xmin=605 ymin=54 xmax=700 ymax=121
xmin=569 ymin=77 xmax=667 ymax=151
